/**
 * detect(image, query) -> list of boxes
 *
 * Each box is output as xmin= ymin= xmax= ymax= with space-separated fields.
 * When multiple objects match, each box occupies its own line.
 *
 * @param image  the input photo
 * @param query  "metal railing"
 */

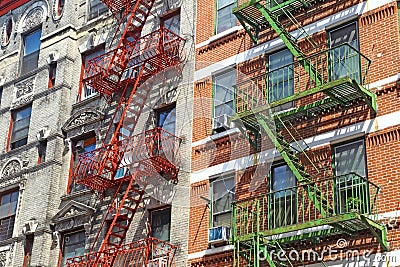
xmin=236 ymin=43 xmax=371 ymax=113
xmin=83 ymin=28 xmax=186 ymax=96
xmin=73 ymin=127 xmax=181 ymax=190
xmin=67 ymin=237 xmax=177 ymax=267
xmin=233 ymin=173 xmax=379 ymax=237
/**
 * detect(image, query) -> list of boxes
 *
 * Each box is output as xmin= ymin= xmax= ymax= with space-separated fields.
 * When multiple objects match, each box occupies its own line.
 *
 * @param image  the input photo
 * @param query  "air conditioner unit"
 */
xmin=213 ymin=114 xmax=235 ymax=133
xmin=147 ymin=257 xmax=168 ymax=267
xmin=208 ymin=225 xmax=230 ymax=245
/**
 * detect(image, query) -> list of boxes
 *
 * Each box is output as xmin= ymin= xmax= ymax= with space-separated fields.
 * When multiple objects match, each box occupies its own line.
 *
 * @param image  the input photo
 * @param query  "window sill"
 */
xmin=196 ymin=26 xmax=243 ymax=49
xmin=187 ymin=244 xmax=234 ymax=260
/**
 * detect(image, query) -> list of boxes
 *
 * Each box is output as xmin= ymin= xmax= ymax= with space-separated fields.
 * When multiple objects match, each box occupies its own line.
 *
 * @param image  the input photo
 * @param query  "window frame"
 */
xmin=20 ymin=27 xmax=42 ymax=76
xmin=79 ymin=46 xmax=104 ymax=101
xmin=9 ymin=104 xmax=32 ymax=150
xmin=332 ymin=138 xmax=369 ymax=214
xmin=60 ymin=230 xmax=86 ymax=267
xmin=0 ymin=189 xmax=19 ymax=242
xmin=150 ymin=206 xmax=171 ymax=242
xmin=327 ymin=21 xmax=361 ymax=83
xmin=160 ymin=8 xmax=181 ymax=35
xmin=68 ymin=135 xmax=96 ymax=193
xmin=212 ymin=67 xmax=236 ymax=133
xmin=87 ymin=0 xmax=108 ymax=21
xmin=210 ymin=172 xmax=235 ymax=228
xmin=269 ymin=162 xmax=297 ymax=228
xmin=215 ymin=0 xmax=237 ymax=34
xmin=156 ymin=104 xmax=177 ymax=135
xmin=266 ymin=48 xmax=294 ymax=109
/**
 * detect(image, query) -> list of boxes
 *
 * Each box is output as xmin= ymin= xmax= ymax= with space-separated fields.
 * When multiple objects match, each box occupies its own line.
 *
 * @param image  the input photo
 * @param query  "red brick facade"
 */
xmin=190 ymin=0 xmax=400 ymax=266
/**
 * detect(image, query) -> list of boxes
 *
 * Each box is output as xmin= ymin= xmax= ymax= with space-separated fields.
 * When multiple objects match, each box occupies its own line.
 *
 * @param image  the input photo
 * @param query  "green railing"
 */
xmin=236 ymin=43 xmax=371 ymax=113
xmin=233 ymin=173 xmax=379 ymax=237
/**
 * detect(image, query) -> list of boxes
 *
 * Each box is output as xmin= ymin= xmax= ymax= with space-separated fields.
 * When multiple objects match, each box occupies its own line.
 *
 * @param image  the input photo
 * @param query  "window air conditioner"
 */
xmin=213 ymin=114 xmax=235 ymax=133
xmin=208 ymin=225 xmax=230 ymax=245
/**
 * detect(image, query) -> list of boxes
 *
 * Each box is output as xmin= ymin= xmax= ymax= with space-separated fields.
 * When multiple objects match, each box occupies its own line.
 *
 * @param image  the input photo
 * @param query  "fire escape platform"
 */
xmin=231 ymin=76 xmax=376 ymax=128
xmin=233 ymin=0 xmax=314 ymax=43
xmin=235 ymin=212 xmax=389 ymax=251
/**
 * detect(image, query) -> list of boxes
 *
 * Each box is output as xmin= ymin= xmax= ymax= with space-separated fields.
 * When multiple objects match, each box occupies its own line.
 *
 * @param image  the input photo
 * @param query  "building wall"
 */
xmin=190 ymin=0 xmax=400 ymax=266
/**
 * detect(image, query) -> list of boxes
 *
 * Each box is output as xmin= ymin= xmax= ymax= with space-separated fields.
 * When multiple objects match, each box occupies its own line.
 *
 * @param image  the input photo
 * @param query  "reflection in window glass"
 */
xmin=216 ymin=0 xmax=236 ymax=34
xmin=212 ymin=175 xmax=235 ymax=227
xmin=61 ymin=231 xmax=85 ymax=267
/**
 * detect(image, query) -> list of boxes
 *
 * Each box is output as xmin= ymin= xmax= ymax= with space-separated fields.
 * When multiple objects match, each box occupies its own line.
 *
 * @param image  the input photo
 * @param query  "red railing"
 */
xmin=83 ymin=28 xmax=186 ymax=97
xmin=67 ymin=237 xmax=177 ymax=267
xmin=74 ymin=127 xmax=181 ymax=191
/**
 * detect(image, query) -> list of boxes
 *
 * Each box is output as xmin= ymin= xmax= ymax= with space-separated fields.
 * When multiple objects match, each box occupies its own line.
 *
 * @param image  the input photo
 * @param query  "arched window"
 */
xmin=1 ymin=18 xmax=12 ymax=47
xmin=56 ymin=0 xmax=65 ymax=16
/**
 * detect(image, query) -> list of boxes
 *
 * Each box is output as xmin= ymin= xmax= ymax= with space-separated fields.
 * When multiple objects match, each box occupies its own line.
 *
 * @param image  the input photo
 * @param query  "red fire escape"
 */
xmin=66 ymin=0 xmax=185 ymax=266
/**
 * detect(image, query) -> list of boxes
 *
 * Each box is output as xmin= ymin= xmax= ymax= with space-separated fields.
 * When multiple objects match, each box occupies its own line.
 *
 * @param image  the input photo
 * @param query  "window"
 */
xmin=107 ymin=219 xmax=127 ymax=245
xmin=268 ymin=49 xmax=294 ymax=105
xmin=161 ymin=9 xmax=180 ymax=35
xmin=80 ymin=48 xmax=104 ymax=100
xmin=156 ymin=105 xmax=176 ymax=134
xmin=270 ymin=164 xmax=297 ymax=228
xmin=328 ymin=22 xmax=360 ymax=82
xmin=150 ymin=207 xmax=171 ymax=242
xmin=10 ymin=105 xmax=32 ymax=150
xmin=69 ymin=136 xmax=96 ymax=192
xmin=23 ymin=234 xmax=34 ymax=267
xmin=216 ymin=0 xmax=237 ymax=34
xmin=0 ymin=190 xmax=18 ymax=241
xmin=88 ymin=0 xmax=108 ymax=20
xmin=61 ymin=231 xmax=85 ymax=267
xmin=56 ymin=0 xmax=65 ymax=16
xmin=48 ymin=63 xmax=57 ymax=88
xmin=0 ymin=86 xmax=3 ymax=106
xmin=333 ymin=139 xmax=368 ymax=214
xmin=211 ymin=173 xmax=235 ymax=227
xmin=21 ymin=28 xmax=41 ymax=75
xmin=38 ymin=140 xmax=47 ymax=164
xmin=213 ymin=68 xmax=236 ymax=132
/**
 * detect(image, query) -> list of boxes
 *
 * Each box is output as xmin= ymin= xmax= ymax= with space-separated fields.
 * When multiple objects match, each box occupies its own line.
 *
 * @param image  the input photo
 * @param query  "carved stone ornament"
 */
xmin=0 ymin=250 xmax=6 ymax=267
xmin=1 ymin=17 xmax=13 ymax=48
xmin=22 ymin=7 xmax=43 ymax=32
xmin=62 ymin=108 xmax=104 ymax=132
xmin=1 ymin=159 xmax=22 ymax=179
xmin=51 ymin=200 xmax=95 ymax=233
xmin=11 ymin=77 xmax=35 ymax=109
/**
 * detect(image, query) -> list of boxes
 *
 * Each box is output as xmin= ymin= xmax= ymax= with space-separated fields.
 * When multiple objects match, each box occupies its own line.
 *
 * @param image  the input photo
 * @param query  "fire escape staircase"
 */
xmin=231 ymin=1 xmax=386 ymax=266
xmin=66 ymin=0 xmax=185 ymax=266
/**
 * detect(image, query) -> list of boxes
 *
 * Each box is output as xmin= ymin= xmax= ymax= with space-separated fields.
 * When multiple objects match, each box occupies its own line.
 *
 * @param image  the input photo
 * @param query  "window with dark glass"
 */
xmin=216 ymin=0 xmax=237 ymax=34
xmin=38 ymin=140 xmax=47 ymax=164
xmin=156 ymin=104 xmax=176 ymax=134
xmin=328 ymin=22 xmax=360 ymax=82
xmin=0 ymin=190 xmax=18 ymax=241
xmin=211 ymin=173 xmax=235 ymax=227
xmin=21 ymin=28 xmax=41 ymax=75
xmin=80 ymin=48 xmax=104 ymax=100
xmin=270 ymin=164 xmax=297 ymax=228
xmin=88 ymin=0 xmax=108 ymax=20
xmin=150 ymin=207 xmax=171 ymax=242
xmin=48 ymin=63 xmax=57 ymax=88
xmin=60 ymin=231 xmax=85 ymax=267
xmin=213 ymin=68 xmax=236 ymax=132
xmin=10 ymin=105 xmax=32 ymax=150
xmin=333 ymin=139 xmax=368 ymax=214
xmin=69 ymin=136 xmax=96 ymax=192
xmin=161 ymin=9 xmax=180 ymax=35
xmin=268 ymin=49 xmax=294 ymax=105
xmin=23 ymin=234 xmax=34 ymax=267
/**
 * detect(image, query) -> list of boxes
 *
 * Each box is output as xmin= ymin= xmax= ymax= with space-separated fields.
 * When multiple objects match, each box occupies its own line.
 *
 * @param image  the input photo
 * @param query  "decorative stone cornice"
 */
xmin=62 ymin=107 xmax=104 ymax=132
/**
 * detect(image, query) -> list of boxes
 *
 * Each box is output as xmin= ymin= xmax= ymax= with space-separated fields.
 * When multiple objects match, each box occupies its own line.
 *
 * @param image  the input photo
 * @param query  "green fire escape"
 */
xmin=230 ymin=0 xmax=388 ymax=266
